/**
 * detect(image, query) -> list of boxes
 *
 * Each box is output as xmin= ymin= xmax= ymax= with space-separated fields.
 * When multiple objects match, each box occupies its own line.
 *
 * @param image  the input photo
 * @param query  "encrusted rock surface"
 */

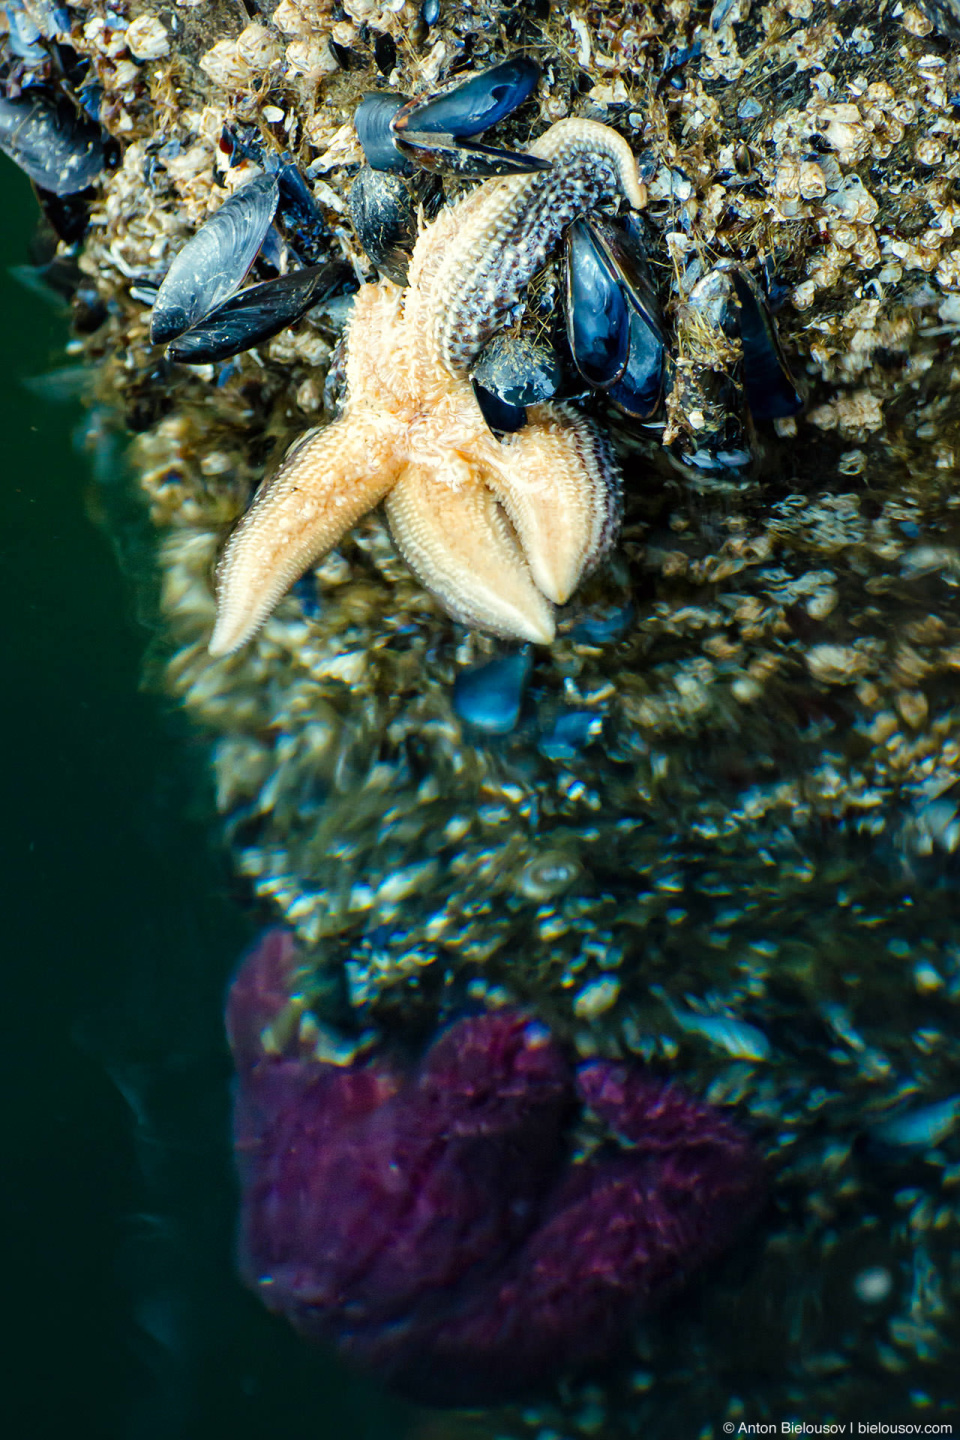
xmin=13 ymin=0 xmax=960 ymax=1431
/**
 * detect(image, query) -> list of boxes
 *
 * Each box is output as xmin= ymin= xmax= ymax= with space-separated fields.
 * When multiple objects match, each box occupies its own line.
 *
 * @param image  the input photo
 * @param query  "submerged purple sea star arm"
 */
xmin=227 ymin=930 xmax=764 ymax=1407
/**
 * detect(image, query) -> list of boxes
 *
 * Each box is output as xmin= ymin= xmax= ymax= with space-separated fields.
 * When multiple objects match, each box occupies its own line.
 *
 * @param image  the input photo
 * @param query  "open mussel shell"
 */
xmin=390 ymin=57 xmax=548 ymax=177
xmin=166 ymin=262 xmax=348 ymax=364
xmin=565 ymin=218 xmax=631 ymax=389
xmin=150 ymin=174 xmax=280 ymax=346
xmin=394 ymin=131 xmax=549 ymax=178
xmin=727 ymin=266 xmax=803 ymax=421
xmin=355 ymin=92 xmax=412 ymax=173
xmin=348 ymin=167 xmax=415 ymax=284
xmin=0 ymin=91 xmax=105 ymax=196
xmin=393 ymin=56 xmax=540 ymax=140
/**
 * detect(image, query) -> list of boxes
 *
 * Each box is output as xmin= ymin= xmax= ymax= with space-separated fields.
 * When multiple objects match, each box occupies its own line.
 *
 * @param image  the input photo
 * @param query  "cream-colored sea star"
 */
xmin=209 ymin=118 xmax=645 ymax=656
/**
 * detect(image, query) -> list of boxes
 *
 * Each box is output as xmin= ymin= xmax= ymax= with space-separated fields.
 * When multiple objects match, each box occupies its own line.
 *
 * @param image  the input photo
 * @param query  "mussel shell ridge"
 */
xmin=396 ymin=132 xmax=550 ymax=178
xmin=392 ymin=57 xmax=540 ymax=141
xmin=609 ymin=308 xmax=665 ymax=418
xmin=586 ymin=216 xmax=665 ymax=416
xmin=150 ymin=174 xmax=280 ymax=346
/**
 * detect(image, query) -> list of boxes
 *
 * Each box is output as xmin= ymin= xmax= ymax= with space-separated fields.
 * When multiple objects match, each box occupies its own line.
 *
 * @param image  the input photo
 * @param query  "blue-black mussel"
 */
xmin=1 ymin=9 xmax=114 ymax=304
xmin=0 ymin=87 xmax=105 ymax=194
xmin=350 ymin=56 xmax=546 ymax=285
xmin=355 ymin=55 xmax=546 ymax=178
xmin=150 ymin=175 xmax=281 ymax=346
xmin=347 ymin=163 xmax=437 ymax=286
xmin=453 ymin=210 xmax=667 ymax=436
xmin=148 ymin=163 xmax=353 ymax=364
xmin=1 ymin=0 xmax=112 ymax=208
xmin=466 ymin=222 xmax=799 ymax=471
xmin=564 ymin=214 xmax=665 ymax=420
xmin=727 ymin=265 xmax=804 ymax=423
xmin=219 ymin=127 xmax=331 ymax=267
xmin=165 ymin=266 xmax=343 ymax=365
xmin=665 ymin=261 xmax=804 ymax=490
xmin=471 ymin=333 xmax=565 ymax=434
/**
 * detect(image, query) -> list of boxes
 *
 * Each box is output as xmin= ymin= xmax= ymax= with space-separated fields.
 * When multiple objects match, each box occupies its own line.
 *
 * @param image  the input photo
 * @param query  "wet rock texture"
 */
xmin=228 ymin=929 xmax=763 ymax=1407
xmin=16 ymin=0 xmax=960 ymax=1431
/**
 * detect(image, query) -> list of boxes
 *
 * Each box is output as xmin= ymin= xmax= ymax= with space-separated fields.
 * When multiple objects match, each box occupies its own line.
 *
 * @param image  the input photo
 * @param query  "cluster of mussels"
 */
xmin=6 ymin=0 xmax=960 ymax=1435
xmin=129 ymin=51 xmax=806 ymax=657
xmin=350 ymin=51 xmax=802 ymax=455
xmin=0 ymin=0 xmax=109 ymax=233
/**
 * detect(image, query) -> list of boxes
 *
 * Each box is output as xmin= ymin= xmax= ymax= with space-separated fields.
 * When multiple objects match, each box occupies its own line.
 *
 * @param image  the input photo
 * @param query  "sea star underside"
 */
xmin=209 ymin=119 xmax=644 ymax=656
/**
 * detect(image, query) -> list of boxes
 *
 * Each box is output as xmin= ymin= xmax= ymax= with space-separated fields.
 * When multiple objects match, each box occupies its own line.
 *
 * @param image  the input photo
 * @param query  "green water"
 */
xmin=0 ymin=171 xmax=411 ymax=1440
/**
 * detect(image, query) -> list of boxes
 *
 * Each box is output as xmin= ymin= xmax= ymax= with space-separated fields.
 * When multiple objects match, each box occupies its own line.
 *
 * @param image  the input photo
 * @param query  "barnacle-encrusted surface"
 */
xmin=28 ymin=0 xmax=960 ymax=1431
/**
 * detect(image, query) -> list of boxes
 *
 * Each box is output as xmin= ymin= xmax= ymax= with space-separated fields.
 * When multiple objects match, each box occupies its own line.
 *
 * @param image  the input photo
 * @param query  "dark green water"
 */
xmin=1 ymin=171 xmax=412 ymax=1440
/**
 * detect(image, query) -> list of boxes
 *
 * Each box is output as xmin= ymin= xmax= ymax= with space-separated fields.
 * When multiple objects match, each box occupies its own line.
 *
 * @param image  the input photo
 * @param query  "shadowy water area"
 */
xmin=0 ymin=170 xmax=413 ymax=1440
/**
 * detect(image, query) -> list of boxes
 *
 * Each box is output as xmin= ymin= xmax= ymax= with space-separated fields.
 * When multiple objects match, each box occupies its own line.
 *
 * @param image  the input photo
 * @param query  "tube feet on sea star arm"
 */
xmin=484 ymin=403 xmax=622 ymax=605
xmin=209 ymin=418 xmax=398 ymax=656
xmin=384 ymin=461 xmax=557 ymax=643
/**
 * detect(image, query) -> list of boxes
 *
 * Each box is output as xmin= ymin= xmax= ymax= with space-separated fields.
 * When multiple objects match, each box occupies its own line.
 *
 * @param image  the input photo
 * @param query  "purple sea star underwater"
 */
xmin=227 ymin=930 xmax=765 ymax=1406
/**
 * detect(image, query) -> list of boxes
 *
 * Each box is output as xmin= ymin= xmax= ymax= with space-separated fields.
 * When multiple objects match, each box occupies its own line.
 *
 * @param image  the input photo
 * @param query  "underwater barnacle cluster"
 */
xmin=6 ymin=0 xmax=960 ymax=1433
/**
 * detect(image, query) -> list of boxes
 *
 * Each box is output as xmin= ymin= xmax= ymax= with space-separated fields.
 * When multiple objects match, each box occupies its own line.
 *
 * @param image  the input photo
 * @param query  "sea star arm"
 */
xmin=407 ymin=118 xmax=646 ymax=377
xmin=480 ymin=403 xmax=622 ymax=606
xmin=384 ymin=462 xmax=556 ymax=644
xmin=405 ymin=1067 xmax=762 ymax=1402
xmin=209 ymin=415 xmax=400 ymax=656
